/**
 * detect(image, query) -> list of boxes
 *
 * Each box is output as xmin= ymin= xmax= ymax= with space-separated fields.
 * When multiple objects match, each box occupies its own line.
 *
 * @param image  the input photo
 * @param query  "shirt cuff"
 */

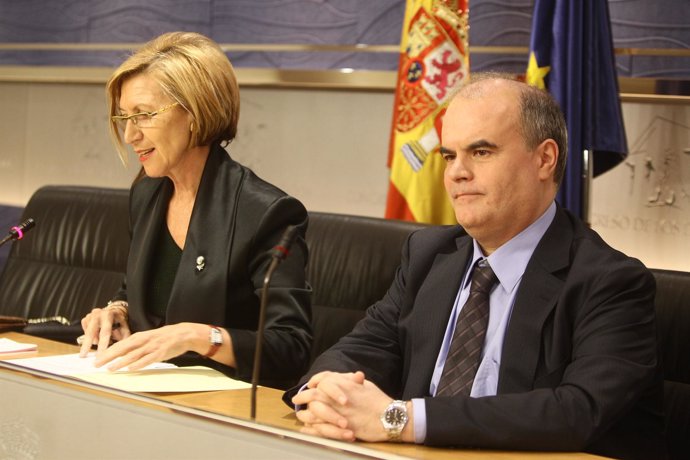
xmin=411 ymin=398 xmax=426 ymax=443
xmin=294 ymin=382 xmax=309 ymax=411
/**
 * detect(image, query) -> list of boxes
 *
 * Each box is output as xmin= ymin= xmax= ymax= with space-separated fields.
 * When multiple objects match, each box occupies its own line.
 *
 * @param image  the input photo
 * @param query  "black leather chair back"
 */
xmin=650 ymin=268 xmax=690 ymax=460
xmin=305 ymin=212 xmax=427 ymax=363
xmin=0 ymin=186 xmax=129 ymax=331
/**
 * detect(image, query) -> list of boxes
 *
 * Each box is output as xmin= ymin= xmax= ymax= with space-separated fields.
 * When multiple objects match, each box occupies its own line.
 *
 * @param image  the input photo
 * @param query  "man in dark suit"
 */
xmin=286 ymin=74 xmax=665 ymax=459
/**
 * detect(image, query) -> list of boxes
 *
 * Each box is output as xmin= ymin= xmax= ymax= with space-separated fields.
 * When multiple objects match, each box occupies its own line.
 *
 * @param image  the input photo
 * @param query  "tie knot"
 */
xmin=470 ymin=260 xmax=497 ymax=294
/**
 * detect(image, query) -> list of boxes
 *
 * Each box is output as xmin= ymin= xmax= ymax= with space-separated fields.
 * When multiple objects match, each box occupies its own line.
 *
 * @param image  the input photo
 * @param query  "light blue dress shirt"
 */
xmin=412 ymin=202 xmax=556 ymax=443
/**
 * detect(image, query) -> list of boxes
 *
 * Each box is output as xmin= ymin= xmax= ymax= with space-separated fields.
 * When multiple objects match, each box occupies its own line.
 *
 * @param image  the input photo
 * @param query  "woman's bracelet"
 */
xmin=105 ymin=300 xmax=129 ymax=323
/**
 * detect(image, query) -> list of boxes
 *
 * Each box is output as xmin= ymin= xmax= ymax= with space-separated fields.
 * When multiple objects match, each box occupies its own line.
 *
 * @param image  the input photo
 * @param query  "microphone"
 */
xmin=270 ymin=225 xmax=299 ymax=261
xmin=251 ymin=225 xmax=299 ymax=420
xmin=0 ymin=218 xmax=36 ymax=248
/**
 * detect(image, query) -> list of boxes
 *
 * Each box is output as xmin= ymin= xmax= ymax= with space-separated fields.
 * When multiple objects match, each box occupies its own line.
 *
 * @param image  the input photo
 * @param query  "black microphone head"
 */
xmin=271 ymin=225 xmax=299 ymax=260
xmin=22 ymin=218 xmax=36 ymax=231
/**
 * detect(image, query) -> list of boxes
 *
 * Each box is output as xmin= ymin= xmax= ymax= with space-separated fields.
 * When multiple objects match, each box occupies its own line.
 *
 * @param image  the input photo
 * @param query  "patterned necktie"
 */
xmin=436 ymin=259 xmax=498 ymax=396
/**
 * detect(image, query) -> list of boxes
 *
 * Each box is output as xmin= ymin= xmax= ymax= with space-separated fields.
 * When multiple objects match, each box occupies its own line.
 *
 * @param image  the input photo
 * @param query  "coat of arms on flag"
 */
xmin=386 ymin=0 xmax=469 ymax=224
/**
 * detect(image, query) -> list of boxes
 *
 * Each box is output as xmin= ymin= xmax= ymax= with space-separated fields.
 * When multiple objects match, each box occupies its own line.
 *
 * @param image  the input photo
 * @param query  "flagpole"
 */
xmin=582 ymin=148 xmax=591 ymax=226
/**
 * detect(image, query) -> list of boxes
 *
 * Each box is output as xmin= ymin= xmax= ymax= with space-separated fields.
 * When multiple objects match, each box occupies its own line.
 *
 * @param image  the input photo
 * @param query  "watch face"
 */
xmin=385 ymin=407 xmax=406 ymax=425
xmin=381 ymin=401 xmax=408 ymax=439
xmin=210 ymin=328 xmax=223 ymax=345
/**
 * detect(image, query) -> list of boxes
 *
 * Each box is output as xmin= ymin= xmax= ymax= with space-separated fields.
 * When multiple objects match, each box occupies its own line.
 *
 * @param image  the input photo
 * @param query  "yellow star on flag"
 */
xmin=526 ymin=52 xmax=550 ymax=90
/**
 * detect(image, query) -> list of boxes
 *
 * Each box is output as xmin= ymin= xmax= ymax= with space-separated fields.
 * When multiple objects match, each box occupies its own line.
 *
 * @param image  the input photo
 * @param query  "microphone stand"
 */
xmin=250 ymin=226 xmax=298 ymax=420
xmin=251 ymin=257 xmax=280 ymax=420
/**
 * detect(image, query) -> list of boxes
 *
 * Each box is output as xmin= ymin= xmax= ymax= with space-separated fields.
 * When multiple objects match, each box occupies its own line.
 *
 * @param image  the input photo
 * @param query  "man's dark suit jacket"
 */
xmin=114 ymin=143 xmax=312 ymax=389
xmin=286 ymin=206 xmax=665 ymax=459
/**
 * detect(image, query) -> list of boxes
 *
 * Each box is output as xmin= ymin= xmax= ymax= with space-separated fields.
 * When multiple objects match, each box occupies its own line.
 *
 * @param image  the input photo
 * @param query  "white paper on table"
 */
xmin=5 ymin=352 xmax=171 ymax=375
xmin=5 ymin=352 xmax=250 ymax=392
xmin=72 ymin=366 xmax=252 ymax=392
xmin=0 ymin=337 xmax=38 ymax=354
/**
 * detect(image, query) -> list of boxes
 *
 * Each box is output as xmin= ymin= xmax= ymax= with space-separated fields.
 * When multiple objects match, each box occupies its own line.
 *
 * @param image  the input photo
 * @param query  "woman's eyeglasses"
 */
xmin=112 ymin=102 xmax=179 ymax=130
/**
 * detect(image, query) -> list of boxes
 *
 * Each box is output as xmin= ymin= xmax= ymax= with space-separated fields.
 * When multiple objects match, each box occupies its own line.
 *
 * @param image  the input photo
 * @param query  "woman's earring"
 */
xmin=189 ymin=122 xmax=194 ymax=132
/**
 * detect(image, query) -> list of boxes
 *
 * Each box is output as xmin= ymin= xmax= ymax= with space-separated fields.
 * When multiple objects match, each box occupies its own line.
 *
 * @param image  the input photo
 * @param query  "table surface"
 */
xmin=0 ymin=331 xmax=607 ymax=460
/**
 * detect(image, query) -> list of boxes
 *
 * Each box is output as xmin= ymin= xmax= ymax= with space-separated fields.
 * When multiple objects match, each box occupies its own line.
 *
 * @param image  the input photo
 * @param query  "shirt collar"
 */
xmin=469 ymin=201 xmax=556 ymax=294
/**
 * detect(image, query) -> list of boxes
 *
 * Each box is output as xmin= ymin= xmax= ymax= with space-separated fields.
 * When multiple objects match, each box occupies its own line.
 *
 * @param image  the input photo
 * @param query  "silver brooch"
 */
xmin=196 ymin=256 xmax=205 ymax=272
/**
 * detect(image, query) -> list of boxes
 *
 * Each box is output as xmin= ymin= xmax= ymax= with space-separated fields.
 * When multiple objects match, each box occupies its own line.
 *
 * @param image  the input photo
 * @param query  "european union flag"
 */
xmin=526 ymin=0 xmax=627 ymax=219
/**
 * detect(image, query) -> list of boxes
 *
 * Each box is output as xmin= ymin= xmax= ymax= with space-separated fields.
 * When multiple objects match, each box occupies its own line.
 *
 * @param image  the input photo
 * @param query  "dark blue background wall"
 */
xmin=0 ymin=0 xmax=687 ymax=77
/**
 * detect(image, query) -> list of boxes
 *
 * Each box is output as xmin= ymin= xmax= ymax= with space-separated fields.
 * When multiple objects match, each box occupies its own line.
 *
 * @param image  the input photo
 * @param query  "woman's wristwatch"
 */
xmin=204 ymin=325 xmax=223 ymax=358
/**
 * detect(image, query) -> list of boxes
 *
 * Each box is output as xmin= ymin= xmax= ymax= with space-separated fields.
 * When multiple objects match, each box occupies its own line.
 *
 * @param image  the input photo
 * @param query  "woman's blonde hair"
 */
xmin=106 ymin=32 xmax=240 ymax=164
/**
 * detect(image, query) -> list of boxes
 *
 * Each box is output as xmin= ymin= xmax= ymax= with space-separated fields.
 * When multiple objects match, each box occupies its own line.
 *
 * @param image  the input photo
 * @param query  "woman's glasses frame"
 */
xmin=111 ymin=102 xmax=180 ymax=129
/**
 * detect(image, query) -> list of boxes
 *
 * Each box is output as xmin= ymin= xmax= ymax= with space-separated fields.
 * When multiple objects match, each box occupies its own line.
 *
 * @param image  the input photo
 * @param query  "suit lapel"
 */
xmin=166 ymin=145 xmax=245 ymax=326
xmin=498 ymin=207 xmax=573 ymax=393
xmin=127 ymin=179 xmax=172 ymax=331
xmin=403 ymin=233 xmax=473 ymax=398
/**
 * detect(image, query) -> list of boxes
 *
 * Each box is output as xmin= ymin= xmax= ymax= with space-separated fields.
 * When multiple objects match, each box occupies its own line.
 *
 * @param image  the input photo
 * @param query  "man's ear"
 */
xmin=536 ymin=139 xmax=559 ymax=181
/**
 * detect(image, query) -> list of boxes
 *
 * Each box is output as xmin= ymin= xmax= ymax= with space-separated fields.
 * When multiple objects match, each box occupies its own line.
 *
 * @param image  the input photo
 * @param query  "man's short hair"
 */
xmin=458 ymin=72 xmax=568 ymax=186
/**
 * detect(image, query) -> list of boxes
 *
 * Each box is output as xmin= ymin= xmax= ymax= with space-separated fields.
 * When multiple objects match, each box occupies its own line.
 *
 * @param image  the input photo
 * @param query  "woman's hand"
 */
xmin=79 ymin=302 xmax=131 ymax=357
xmin=92 ymin=323 xmax=234 ymax=372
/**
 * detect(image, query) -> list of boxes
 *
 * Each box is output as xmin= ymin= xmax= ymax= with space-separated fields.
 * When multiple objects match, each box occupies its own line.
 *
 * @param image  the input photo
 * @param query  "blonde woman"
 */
xmin=79 ymin=32 xmax=311 ymax=389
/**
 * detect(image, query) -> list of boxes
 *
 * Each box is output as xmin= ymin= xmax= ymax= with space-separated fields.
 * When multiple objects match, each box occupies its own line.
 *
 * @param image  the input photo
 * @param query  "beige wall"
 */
xmin=0 ymin=82 xmax=392 ymax=218
xmin=1 ymin=81 xmax=689 ymax=270
xmin=0 ymin=82 xmax=140 ymax=205
xmin=591 ymin=101 xmax=690 ymax=271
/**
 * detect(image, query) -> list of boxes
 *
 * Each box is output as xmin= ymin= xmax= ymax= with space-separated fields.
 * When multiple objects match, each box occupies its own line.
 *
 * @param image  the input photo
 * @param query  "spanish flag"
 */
xmin=385 ymin=0 xmax=469 ymax=225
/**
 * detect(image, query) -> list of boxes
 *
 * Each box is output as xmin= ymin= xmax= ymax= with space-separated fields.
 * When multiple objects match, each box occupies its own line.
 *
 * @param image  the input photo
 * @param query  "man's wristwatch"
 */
xmin=204 ymin=326 xmax=223 ymax=358
xmin=380 ymin=400 xmax=408 ymax=441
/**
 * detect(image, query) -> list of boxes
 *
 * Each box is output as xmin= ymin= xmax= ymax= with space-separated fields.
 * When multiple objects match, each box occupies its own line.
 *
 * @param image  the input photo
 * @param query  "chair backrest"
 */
xmin=649 ymin=268 xmax=690 ymax=460
xmin=305 ymin=211 xmax=427 ymax=363
xmin=0 ymin=186 xmax=129 ymax=324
